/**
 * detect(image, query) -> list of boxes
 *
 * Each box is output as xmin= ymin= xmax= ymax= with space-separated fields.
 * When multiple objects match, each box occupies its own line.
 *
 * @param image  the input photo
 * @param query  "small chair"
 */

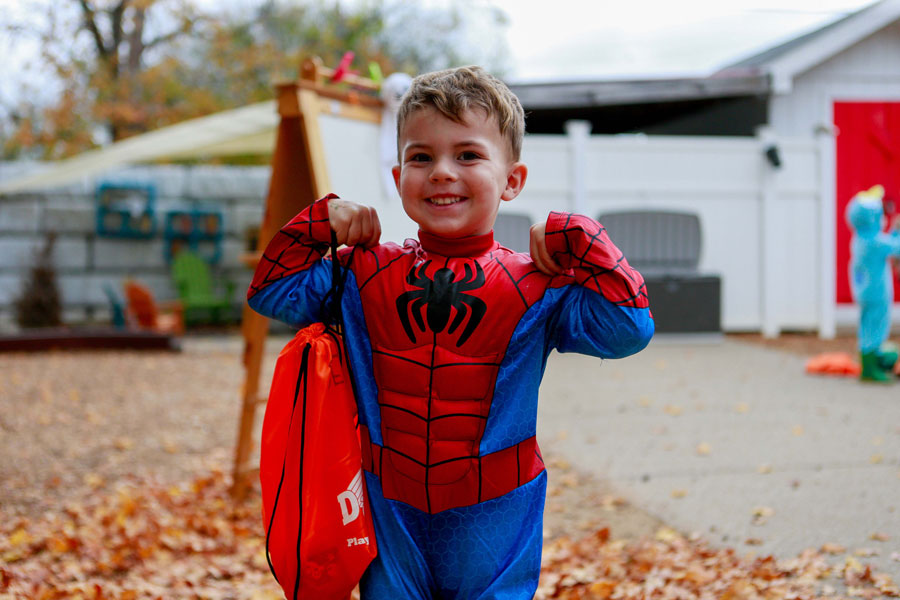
xmin=123 ymin=279 xmax=185 ymax=335
xmin=102 ymin=283 xmax=127 ymax=329
xmin=170 ymin=250 xmax=235 ymax=325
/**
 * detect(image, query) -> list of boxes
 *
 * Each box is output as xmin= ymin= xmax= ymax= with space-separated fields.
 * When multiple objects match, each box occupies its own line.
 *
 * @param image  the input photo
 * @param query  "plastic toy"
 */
xmin=170 ymin=250 xmax=234 ymax=325
xmin=846 ymin=185 xmax=900 ymax=381
xmin=123 ymin=279 xmax=184 ymax=335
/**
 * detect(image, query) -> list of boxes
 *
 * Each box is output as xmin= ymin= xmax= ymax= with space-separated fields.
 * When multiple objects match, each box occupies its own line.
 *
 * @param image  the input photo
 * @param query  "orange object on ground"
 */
xmin=805 ymin=352 xmax=861 ymax=377
xmin=260 ymin=322 xmax=376 ymax=600
xmin=123 ymin=279 xmax=184 ymax=335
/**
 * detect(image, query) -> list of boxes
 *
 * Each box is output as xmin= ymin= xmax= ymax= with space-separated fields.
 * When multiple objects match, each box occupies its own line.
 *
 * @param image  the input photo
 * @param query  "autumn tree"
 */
xmin=2 ymin=0 xmax=204 ymax=158
xmin=1 ymin=0 xmax=511 ymax=160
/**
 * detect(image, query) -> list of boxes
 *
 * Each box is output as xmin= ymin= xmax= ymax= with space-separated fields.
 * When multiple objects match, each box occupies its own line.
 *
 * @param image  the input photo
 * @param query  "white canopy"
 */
xmin=0 ymin=100 xmax=278 ymax=195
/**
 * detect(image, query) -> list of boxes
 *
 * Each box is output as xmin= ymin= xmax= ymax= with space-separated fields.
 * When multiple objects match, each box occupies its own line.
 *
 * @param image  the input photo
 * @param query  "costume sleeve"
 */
xmin=246 ymin=194 xmax=338 ymax=327
xmin=544 ymin=211 xmax=654 ymax=358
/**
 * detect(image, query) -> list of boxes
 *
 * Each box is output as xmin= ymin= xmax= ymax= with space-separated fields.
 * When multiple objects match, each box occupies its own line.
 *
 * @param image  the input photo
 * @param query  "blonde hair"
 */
xmin=397 ymin=66 xmax=525 ymax=161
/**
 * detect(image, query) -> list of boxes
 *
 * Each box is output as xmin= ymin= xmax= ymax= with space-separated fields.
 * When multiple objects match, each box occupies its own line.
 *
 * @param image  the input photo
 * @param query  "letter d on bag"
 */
xmin=338 ymin=491 xmax=360 ymax=525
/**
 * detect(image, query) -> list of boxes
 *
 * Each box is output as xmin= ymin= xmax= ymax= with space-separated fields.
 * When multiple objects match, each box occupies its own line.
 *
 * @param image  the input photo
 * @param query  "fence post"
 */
xmin=816 ymin=122 xmax=837 ymax=339
xmin=565 ymin=120 xmax=591 ymax=215
xmin=757 ymin=126 xmax=781 ymax=338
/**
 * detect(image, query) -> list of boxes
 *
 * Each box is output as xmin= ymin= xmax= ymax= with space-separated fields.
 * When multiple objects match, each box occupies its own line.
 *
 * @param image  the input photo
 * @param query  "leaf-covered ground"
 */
xmin=2 ymin=465 xmax=898 ymax=599
xmin=2 ymin=335 xmax=898 ymax=599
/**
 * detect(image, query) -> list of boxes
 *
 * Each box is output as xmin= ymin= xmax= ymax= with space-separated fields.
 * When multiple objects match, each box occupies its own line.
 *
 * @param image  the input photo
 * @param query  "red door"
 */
xmin=834 ymin=101 xmax=900 ymax=303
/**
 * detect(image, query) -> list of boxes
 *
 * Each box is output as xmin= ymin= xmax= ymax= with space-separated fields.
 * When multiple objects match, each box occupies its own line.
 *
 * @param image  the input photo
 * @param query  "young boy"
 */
xmin=248 ymin=66 xmax=653 ymax=599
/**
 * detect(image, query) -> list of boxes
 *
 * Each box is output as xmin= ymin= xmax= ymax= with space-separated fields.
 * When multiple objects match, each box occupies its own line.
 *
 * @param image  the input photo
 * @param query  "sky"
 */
xmin=488 ymin=0 xmax=877 ymax=81
xmin=0 ymin=0 xmax=882 ymax=106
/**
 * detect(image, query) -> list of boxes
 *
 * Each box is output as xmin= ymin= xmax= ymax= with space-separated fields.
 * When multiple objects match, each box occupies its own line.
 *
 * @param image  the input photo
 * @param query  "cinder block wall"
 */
xmin=0 ymin=163 xmax=271 ymax=328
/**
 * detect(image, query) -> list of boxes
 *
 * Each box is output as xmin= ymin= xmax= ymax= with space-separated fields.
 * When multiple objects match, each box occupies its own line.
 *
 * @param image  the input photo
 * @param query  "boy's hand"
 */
xmin=529 ymin=222 xmax=564 ymax=276
xmin=328 ymin=197 xmax=382 ymax=247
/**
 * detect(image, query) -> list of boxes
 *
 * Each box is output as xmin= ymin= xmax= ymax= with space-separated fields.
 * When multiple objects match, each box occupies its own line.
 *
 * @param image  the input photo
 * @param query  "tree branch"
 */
xmin=76 ymin=0 xmax=109 ymax=59
xmin=110 ymin=0 xmax=126 ymax=58
xmin=144 ymin=20 xmax=195 ymax=50
xmin=127 ymin=6 xmax=146 ymax=75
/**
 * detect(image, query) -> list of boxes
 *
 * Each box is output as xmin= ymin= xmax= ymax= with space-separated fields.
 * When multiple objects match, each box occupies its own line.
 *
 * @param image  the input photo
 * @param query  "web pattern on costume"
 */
xmin=545 ymin=211 xmax=650 ymax=309
xmin=355 ymin=248 xmax=550 ymax=515
xmin=247 ymin=197 xmax=335 ymax=297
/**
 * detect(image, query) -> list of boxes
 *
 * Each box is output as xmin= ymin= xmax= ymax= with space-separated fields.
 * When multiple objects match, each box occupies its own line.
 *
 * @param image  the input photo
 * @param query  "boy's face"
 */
xmin=392 ymin=107 xmax=527 ymax=239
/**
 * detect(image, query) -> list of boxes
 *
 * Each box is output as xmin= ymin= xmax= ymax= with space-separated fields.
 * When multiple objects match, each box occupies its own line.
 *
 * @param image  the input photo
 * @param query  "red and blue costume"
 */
xmin=248 ymin=195 xmax=653 ymax=599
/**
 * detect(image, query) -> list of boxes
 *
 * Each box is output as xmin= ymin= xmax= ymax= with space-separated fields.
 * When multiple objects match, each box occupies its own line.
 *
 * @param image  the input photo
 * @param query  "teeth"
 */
xmin=429 ymin=196 xmax=462 ymax=206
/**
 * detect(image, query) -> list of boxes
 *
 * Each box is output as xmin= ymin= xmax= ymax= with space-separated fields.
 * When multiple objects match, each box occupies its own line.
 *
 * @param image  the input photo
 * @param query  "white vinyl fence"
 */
xmin=501 ymin=126 xmax=828 ymax=336
xmin=0 ymin=126 xmax=832 ymax=336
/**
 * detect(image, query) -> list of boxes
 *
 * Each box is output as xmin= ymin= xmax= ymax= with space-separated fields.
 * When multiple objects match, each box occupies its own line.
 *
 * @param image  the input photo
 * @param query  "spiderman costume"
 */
xmin=248 ymin=195 xmax=653 ymax=599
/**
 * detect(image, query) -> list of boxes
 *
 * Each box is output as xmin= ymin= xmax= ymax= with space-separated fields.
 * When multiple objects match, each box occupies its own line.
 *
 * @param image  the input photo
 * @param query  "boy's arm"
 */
xmin=246 ymin=195 xmax=338 ymax=327
xmin=543 ymin=211 xmax=654 ymax=358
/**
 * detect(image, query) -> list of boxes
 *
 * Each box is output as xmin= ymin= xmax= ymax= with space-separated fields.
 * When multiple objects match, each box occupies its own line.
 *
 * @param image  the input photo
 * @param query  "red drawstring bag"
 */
xmin=259 ymin=239 xmax=376 ymax=599
xmin=260 ymin=323 xmax=377 ymax=599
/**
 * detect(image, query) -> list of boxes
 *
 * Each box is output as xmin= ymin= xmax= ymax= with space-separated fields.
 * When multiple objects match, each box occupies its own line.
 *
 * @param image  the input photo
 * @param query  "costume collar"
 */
xmin=418 ymin=230 xmax=497 ymax=257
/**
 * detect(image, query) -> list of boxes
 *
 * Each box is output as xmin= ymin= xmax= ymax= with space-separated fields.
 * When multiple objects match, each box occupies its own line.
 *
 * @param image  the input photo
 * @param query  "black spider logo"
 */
xmin=395 ymin=260 xmax=487 ymax=347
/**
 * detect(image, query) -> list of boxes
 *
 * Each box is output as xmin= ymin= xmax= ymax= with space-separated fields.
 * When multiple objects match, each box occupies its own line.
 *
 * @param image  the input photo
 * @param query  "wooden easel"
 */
xmin=231 ymin=58 xmax=383 ymax=499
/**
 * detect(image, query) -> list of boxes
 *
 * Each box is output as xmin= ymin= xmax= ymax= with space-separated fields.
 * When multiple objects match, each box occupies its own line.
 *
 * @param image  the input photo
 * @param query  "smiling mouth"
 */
xmin=428 ymin=196 xmax=465 ymax=206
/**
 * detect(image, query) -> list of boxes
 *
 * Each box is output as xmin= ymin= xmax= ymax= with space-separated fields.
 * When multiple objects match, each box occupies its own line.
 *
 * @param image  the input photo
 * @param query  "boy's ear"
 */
xmin=391 ymin=165 xmax=401 ymax=194
xmin=501 ymin=162 xmax=528 ymax=202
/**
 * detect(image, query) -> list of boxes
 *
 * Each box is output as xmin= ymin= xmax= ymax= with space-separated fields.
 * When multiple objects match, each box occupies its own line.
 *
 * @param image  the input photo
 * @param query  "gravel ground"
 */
xmin=0 ymin=332 xmax=673 ymax=543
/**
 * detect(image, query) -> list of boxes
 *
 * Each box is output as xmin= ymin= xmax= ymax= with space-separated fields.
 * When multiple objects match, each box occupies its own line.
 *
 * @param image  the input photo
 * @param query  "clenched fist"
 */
xmin=529 ymin=221 xmax=563 ymax=276
xmin=328 ymin=197 xmax=382 ymax=248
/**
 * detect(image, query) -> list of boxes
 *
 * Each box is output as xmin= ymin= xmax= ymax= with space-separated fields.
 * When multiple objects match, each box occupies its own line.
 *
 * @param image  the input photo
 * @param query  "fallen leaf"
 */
xmin=599 ymin=495 xmax=626 ymax=511
xmin=735 ymin=402 xmax=750 ymax=413
xmin=549 ymin=458 xmax=571 ymax=470
xmin=870 ymin=532 xmax=890 ymax=542
xmin=845 ymin=556 xmax=864 ymax=572
xmin=664 ymin=405 xmax=683 ymax=416
xmin=114 ymin=437 xmax=135 ymax=451
xmin=745 ymin=538 xmax=764 ymax=546
xmin=792 ymin=425 xmax=805 ymax=436
xmin=757 ymin=464 xmax=773 ymax=474
xmin=83 ymin=473 xmax=105 ymax=488
xmin=7 ymin=528 xmax=31 ymax=547
xmin=752 ymin=506 xmax=774 ymax=525
xmin=870 ymin=454 xmax=883 ymax=464
xmin=822 ymin=542 xmax=846 ymax=554
xmin=655 ymin=526 xmax=680 ymax=541
xmin=695 ymin=442 xmax=712 ymax=456
xmin=671 ymin=489 xmax=688 ymax=499
xmin=558 ymin=473 xmax=578 ymax=488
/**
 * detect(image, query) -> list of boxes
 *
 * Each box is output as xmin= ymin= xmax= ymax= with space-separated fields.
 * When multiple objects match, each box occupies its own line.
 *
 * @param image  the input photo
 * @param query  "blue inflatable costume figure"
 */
xmin=846 ymin=185 xmax=900 ymax=382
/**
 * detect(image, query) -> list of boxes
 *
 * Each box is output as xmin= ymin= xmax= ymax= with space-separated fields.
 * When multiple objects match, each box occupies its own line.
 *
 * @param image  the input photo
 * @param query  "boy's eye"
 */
xmin=408 ymin=153 xmax=431 ymax=162
xmin=458 ymin=151 xmax=481 ymax=161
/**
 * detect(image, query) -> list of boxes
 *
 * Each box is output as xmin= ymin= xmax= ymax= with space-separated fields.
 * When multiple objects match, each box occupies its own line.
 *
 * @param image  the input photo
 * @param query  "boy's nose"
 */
xmin=429 ymin=158 xmax=457 ymax=183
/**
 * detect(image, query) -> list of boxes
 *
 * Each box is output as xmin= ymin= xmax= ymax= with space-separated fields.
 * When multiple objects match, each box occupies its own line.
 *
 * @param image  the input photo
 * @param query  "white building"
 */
xmin=507 ymin=0 xmax=900 ymax=336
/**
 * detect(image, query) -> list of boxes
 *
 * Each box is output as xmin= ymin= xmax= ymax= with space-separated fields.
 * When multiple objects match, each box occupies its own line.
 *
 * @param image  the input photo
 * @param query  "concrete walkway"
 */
xmin=536 ymin=336 xmax=900 ymax=578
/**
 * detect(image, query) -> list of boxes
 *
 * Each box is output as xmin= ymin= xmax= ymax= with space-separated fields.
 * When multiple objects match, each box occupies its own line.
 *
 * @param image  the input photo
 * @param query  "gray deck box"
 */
xmin=598 ymin=211 xmax=721 ymax=333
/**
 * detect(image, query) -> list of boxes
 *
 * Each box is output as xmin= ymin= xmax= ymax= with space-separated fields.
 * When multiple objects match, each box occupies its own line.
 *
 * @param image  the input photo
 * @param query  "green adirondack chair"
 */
xmin=170 ymin=251 xmax=235 ymax=326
